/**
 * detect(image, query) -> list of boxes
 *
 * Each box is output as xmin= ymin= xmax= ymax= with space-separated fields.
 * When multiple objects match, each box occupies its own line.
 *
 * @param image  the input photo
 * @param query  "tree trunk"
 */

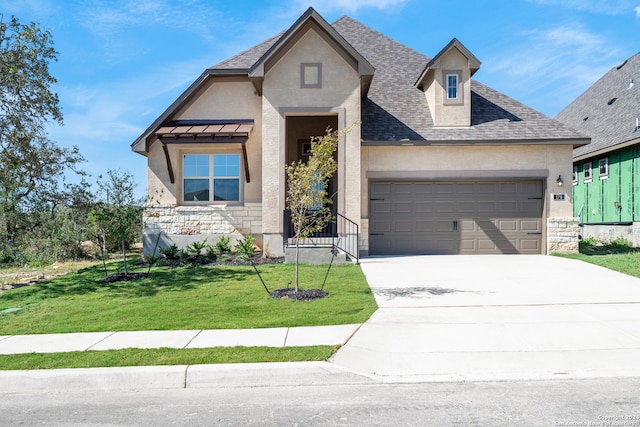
xmin=121 ymin=240 xmax=128 ymax=275
xmin=294 ymin=233 xmax=300 ymax=292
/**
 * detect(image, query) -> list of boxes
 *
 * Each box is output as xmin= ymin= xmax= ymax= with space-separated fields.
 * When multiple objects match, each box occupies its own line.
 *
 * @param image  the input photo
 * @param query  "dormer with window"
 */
xmin=415 ymin=38 xmax=480 ymax=127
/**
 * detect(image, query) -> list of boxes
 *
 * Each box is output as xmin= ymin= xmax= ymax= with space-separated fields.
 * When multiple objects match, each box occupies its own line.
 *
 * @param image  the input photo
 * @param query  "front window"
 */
xmin=183 ymin=154 xmax=240 ymax=202
xmin=446 ymin=74 xmax=458 ymax=99
xmin=598 ymin=158 xmax=609 ymax=179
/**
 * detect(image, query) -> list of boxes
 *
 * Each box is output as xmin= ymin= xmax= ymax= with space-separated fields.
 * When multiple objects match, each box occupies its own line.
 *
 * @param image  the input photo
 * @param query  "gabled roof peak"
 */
xmin=414 ymin=38 xmax=481 ymax=89
xmin=247 ymin=7 xmax=374 ymax=95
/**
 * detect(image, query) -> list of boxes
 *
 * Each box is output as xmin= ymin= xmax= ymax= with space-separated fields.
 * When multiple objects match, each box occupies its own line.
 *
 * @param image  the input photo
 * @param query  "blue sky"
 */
xmin=1 ymin=0 xmax=638 ymax=199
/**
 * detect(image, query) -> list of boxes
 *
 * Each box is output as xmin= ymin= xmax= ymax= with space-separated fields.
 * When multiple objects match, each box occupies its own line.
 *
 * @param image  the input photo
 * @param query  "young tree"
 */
xmin=89 ymin=169 xmax=143 ymax=275
xmin=285 ymin=126 xmax=354 ymax=291
xmin=0 ymin=15 xmax=85 ymax=260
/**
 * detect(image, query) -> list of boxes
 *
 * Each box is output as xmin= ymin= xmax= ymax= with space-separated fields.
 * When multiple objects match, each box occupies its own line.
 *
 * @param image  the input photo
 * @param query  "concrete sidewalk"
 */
xmin=0 ymin=324 xmax=361 ymax=355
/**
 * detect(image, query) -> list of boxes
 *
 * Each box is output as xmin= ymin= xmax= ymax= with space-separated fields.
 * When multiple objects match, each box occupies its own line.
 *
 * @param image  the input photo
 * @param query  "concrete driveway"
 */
xmin=330 ymin=255 xmax=640 ymax=382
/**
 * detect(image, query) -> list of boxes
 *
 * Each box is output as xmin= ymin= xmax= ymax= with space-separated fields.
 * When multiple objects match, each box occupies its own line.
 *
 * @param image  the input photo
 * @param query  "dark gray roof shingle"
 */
xmin=213 ymin=32 xmax=283 ymax=69
xmin=208 ymin=15 xmax=586 ymax=143
xmin=556 ymin=52 xmax=640 ymax=158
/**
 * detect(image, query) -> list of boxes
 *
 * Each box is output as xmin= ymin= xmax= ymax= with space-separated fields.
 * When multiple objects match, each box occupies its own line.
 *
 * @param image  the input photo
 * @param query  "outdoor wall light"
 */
xmin=556 ymin=175 xmax=563 ymax=187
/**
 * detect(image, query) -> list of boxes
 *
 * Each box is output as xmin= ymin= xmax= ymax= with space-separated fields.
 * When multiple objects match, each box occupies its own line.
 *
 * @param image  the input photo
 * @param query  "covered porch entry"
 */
xmin=283 ymin=115 xmax=359 ymax=263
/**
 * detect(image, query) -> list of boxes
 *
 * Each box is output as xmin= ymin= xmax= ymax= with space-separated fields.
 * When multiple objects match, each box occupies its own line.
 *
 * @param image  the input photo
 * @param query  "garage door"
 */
xmin=369 ymin=180 xmax=543 ymax=255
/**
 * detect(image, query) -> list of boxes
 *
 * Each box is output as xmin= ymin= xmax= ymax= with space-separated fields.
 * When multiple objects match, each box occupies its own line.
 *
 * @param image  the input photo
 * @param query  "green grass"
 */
xmin=0 ymin=260 xmax=377 ymax=335
xmin=0 ymin=346 xmax=337 ymax=370
xmin=556 ymin=237 xmax=640 ymax=278
xmin=558 ymin=252 xmax=640 ymax=278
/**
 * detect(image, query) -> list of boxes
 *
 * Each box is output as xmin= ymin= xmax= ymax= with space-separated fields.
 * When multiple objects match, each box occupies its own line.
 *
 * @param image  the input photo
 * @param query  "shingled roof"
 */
xmin=216 ymin=14 xmax=585 ymax=144
xmin=555 ymin=52 xmax=640 ymax=160
xmin=133 ymin=9 xmax=587 ymax=151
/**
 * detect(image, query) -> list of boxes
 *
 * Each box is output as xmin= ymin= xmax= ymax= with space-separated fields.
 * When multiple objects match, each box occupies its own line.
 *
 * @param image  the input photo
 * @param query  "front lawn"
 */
xmin=557 ymin=252 xmax=640 ymax=278
xmin=555 ymin=238 xmax=640 ymax=279
xmin=0 ymin=260 xmax=377 ymax=335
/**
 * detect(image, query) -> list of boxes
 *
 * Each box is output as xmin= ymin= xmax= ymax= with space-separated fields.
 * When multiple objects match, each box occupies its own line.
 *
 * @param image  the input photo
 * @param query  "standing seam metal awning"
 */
xmin=154 ymin=120 xmax=254 ymax=184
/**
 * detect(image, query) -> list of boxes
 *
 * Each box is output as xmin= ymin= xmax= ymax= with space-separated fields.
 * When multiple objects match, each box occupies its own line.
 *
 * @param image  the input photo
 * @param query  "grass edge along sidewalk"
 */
xmin=0 ymin=346 xmax=337 ymax=371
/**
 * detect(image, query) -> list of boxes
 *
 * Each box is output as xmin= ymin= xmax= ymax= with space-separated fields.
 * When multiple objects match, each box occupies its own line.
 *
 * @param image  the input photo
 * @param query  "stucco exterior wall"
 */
xmin=424 ymin=48 xmax=472 ymax=127
xmin=361 ymin=143 xmax=576 ymax=254
xmin=260 ymin=25 xmax=362 ymax=256
xmin=146 ymin=77 xmax=262 ymax=204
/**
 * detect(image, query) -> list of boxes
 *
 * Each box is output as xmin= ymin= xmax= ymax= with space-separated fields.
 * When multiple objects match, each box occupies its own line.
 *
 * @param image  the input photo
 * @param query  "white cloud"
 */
xmin=528 ymin=0 xmax=637 ymax=15
xmin=0 ymin=0 xmax=58 ymax=18
xmin=74 ymin=0 xmax=232 ymax=61
xmin=636 ymin=5 xmax=640 ymax=16
xmin=483 ymin=23 xmax=622 ymax=115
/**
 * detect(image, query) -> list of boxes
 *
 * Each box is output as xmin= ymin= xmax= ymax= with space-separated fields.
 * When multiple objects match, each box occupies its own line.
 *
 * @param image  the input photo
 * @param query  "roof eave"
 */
xmin=573 ymin=136 xmax=640 ymax=162
xmin=362 ymin=137 xmax=590 ymax=147
xmin=131 ymin=69 xmax=250 ymax=154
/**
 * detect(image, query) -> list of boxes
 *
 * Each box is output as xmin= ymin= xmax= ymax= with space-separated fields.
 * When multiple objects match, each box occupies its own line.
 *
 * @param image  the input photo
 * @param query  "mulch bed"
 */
xmin=269 ymin=288 xmax=329 ymax=301
xmin=103 ymin=253 xmax=285 ymax=283
xmin=158 ymin=253 xmax=284 ymax=268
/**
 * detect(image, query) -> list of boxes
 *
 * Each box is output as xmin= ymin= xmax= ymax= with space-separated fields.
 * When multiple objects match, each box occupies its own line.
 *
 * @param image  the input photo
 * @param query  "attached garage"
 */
xmin=369 ymin=180 xmax=544 ymax=255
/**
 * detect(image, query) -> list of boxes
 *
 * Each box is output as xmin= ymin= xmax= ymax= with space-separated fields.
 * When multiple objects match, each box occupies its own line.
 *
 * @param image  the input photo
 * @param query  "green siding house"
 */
xmin=556 ymin=52 xmax=640 ymax=246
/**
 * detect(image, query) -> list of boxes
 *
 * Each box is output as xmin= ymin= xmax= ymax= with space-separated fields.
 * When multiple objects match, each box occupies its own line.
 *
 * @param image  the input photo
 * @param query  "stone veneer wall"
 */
xmin=359 ymin=218 xmax=369 ymax=256
xmin=142 ymin=203 xmax=262 ymax=253
xmin=547 ymin=217 xmax=579 ymax=254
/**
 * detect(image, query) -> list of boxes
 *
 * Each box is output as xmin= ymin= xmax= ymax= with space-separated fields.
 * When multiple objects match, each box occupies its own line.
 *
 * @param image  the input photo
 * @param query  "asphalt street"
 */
xmin=2 ymin=377 xmax=640 ymax=426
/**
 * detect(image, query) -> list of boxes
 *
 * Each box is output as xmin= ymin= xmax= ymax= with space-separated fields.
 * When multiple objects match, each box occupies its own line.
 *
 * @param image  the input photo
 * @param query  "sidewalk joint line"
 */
xmin=343 ymin=324 xmax=363 ymax=346
xmin=183 ymin=365 xmax=190 ymax=388
xmin=283 ymin=328 xmax=290 ymax=347
xmin=184 ymin=330 xmax=203 ymax=349
xmin=86 ymin=331 xmax=116 ymax=351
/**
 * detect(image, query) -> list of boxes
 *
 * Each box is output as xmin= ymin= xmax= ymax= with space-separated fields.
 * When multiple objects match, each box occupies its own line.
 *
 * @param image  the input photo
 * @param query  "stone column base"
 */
xmin=547 ymin=217 xmax=579 ymax=254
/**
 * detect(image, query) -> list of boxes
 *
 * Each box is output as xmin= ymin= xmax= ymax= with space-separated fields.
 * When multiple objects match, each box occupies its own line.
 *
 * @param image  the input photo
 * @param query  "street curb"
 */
xmin=0 ymin=362 xmax=378 ymax=394
xmin=0 ymin=365 xmax=188 ymax=393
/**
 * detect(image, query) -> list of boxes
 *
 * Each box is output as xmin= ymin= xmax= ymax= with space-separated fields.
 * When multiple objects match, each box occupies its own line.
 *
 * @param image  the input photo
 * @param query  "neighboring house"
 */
xmin=132 ymin=7 xmax=588 ymax=258
xmin=556 ymin=53 xmax=640 ymax=246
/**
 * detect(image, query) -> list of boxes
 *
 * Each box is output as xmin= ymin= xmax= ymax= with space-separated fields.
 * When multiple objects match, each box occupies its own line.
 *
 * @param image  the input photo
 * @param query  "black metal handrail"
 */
xmin=283 ymin=210 xmax=359 ymax=263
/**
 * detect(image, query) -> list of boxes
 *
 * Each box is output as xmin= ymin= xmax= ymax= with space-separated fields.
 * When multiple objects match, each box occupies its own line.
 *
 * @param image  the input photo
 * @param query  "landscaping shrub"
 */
xmin=215 ymin=236 xmax=231 ymax=254
xmin=186 ymin=239 xmax=208 ymax=256
xmin=234 ymin=235 xmax=256 ymax=256
xmin=159 ymin=244 xmax=180 ymax=260
xmin=608 ymin=237 xmax=634 ymax=253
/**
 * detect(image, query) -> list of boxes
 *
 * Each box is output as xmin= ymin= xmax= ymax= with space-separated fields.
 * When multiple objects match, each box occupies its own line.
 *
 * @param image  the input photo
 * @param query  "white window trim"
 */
xmin=442 ymin=70 xmax=463 ymax=105
xmin=583 ymin=161 xmax=593 ymax=183
xmin=598 ymin=157 xmax=609 ymax=180
xmin=573 ymin=165 xmax=578 ymax=185
xmin=181 ymin=151 xmax=243 ymax=205
xmin=446 ymin=73 xmax=458 ymax=100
